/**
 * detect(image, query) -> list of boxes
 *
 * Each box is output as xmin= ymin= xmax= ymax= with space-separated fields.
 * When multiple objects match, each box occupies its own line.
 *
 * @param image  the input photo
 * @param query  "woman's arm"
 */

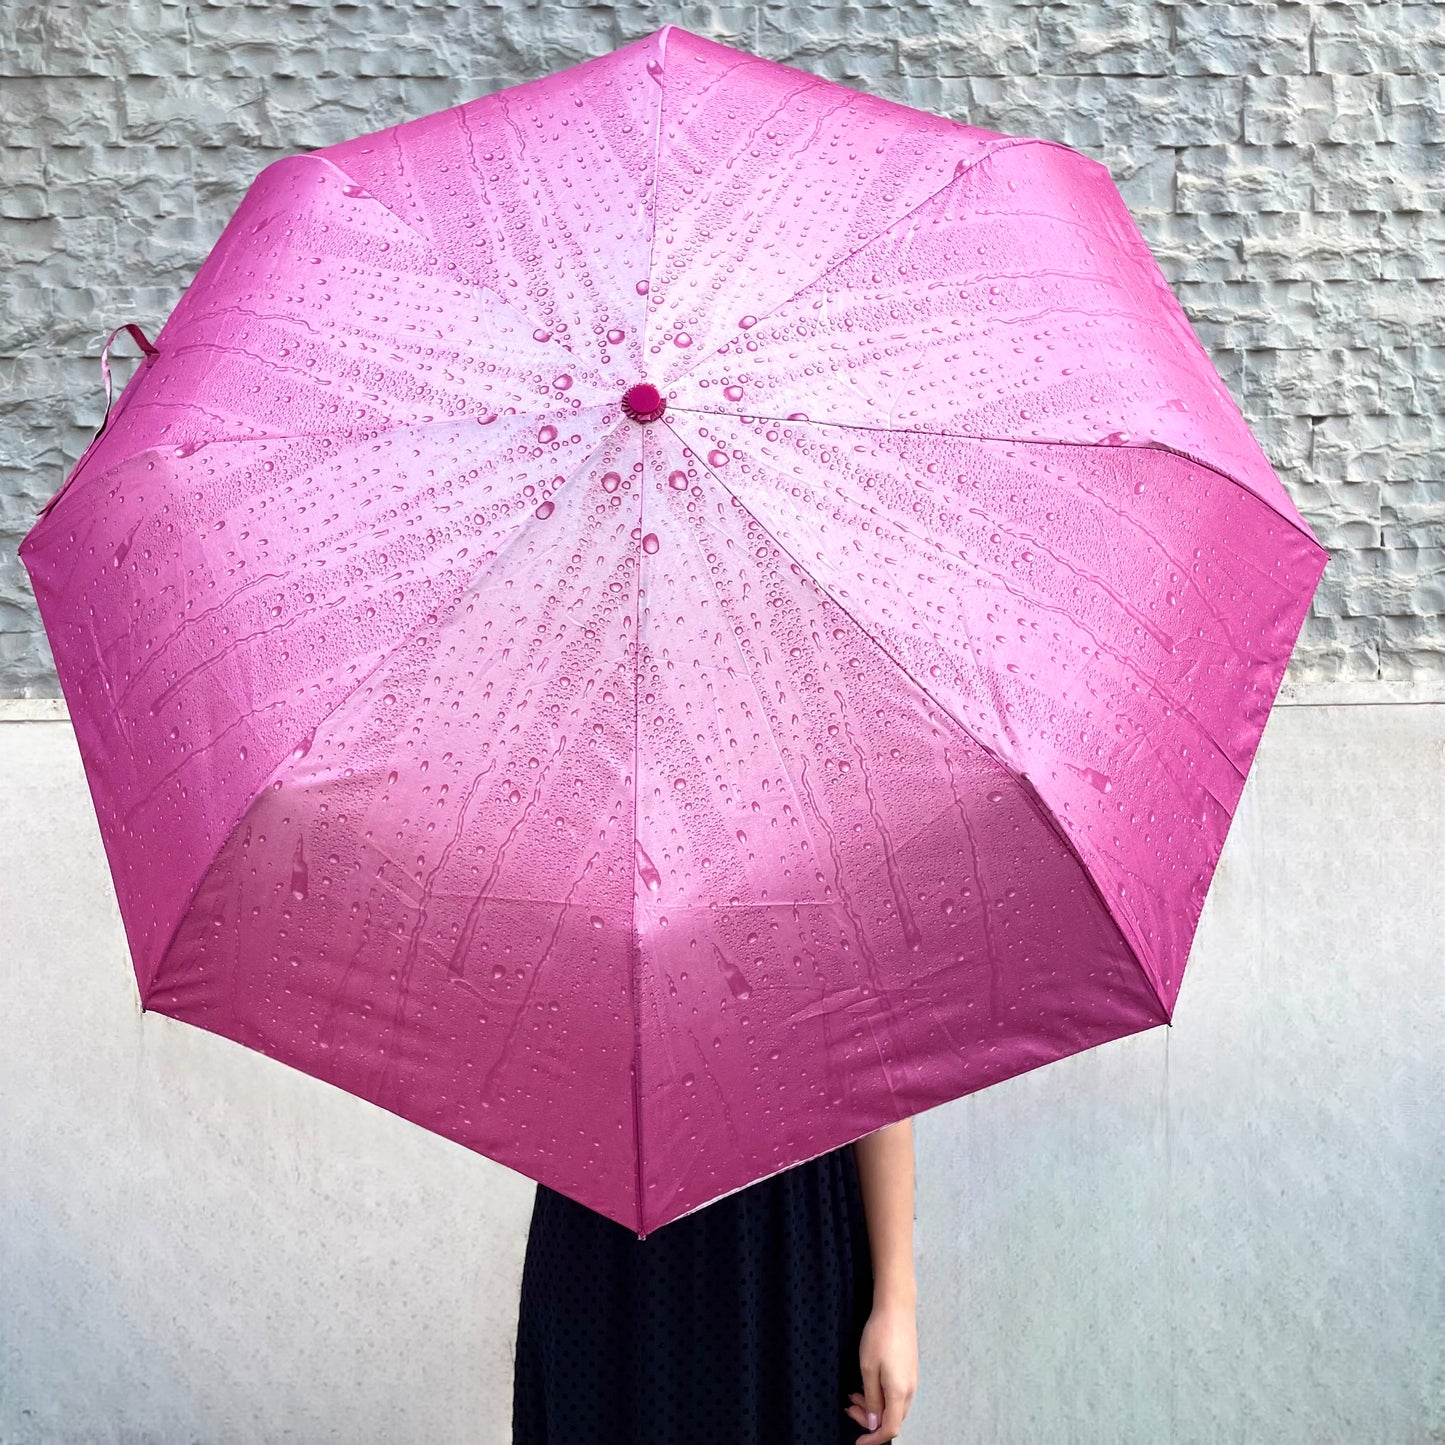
xmin=846 ymin=1117 xmax=919 ymax=1443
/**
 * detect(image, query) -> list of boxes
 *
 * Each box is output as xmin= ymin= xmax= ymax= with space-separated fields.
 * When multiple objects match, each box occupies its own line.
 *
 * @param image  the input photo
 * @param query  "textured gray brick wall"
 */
xmin=2 ymin=1 xmax=1441 ymax=695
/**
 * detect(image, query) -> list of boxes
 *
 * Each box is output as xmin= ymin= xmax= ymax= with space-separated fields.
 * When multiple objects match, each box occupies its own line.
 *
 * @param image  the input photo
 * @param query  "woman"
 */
xmin=511 ymin=1117 xmax=919 ymax=1444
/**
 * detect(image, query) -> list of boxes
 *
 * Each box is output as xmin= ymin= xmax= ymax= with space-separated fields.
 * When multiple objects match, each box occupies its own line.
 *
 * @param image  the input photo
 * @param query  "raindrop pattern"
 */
xmin=17 ymin=23 xmax=1328 ymax=1236
xmin=679 ymin=139 xmax=1299 ymax=524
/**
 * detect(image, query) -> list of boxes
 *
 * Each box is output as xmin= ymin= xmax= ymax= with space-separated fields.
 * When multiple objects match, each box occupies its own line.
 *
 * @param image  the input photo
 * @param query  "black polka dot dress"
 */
xmin=511 ymin=1142 xmax=875 ymax=1445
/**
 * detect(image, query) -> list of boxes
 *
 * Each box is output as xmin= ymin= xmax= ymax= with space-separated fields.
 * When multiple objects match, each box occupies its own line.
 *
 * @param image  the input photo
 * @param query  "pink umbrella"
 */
xmin=20 ymin=25 xmax=1327 ymax=1236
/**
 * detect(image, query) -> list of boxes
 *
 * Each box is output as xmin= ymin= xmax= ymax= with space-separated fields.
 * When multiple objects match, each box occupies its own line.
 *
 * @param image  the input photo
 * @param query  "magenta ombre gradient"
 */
xmin=19 ymin=26 xmax=1327 ymax=1236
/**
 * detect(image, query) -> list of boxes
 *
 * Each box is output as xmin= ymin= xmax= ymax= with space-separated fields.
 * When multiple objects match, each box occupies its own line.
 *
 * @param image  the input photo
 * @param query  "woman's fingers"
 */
xmin=862 ymin=1361 xmax=885 ymax=1434
xmin=877 ymin=1365 xmax=917 ymax=1441
xmin=845 ymin=1390 xmax=881 ymax=1439
xmin=847 ymin=1375 xmax=918 ymax=1443
xmin=848 ymin=1367 xmax=895 ymax=1442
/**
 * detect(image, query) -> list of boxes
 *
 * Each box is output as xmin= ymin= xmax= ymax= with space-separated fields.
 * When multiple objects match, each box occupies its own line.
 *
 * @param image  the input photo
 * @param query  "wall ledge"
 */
xmin=0 ymin=698 xmax=71 ymax=721
xmin=1274 ymin=678 xmax=1445 ymax=707
xmin=3 ymin=679 xmax=1443 ymax=724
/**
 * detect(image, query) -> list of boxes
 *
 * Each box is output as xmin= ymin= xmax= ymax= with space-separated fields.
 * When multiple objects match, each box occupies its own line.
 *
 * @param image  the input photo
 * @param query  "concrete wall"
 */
xmin=3 ymin=3 xmax=1443 ymax=1443
xmin=3 ymin=693 xmax=1441 ymax=1444
xmin=1 ymin=2 xmax=1442 ymax=693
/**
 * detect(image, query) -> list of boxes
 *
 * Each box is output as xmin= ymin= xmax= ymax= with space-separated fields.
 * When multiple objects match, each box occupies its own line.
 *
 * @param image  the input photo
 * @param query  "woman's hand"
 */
xmin=846 ymin=1291 xmax=919 ymax=1441
xmin=847 ymin=1118 xmax=919 ymax=1441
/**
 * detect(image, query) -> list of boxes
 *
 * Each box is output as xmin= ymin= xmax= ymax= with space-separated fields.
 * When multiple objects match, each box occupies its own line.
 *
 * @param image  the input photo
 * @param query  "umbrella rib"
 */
xmin=629 ymin=448 xmax=648 ymax=1238
xmin=154 ymin=402 xmax=609 ymax=455
xmin=139 ymin=323 xmax=618 ymax=418
xmin=678 ymin=421 xmax=1254 ymax=786
xmin=674 ymin=437 xmax=1173 ymax=1026
xmin=641 ymin=26 xmax=670 ymax=368
xmin=41 ymin=407 xmax=621 ymax=690
xmin=41 ymin=406 xmax=620 ymax=549
xmin=304 ymin=152 xmax=594 ymax=375
xmin=654 ymin=421 xmax=831 ymax=883
xmin=140 ymin=417 xmax=625 ymax=1004
xmin=669 ymin=405 xmax=1329 ymax=556
xmin=660 ymin=136 xmax=1061 ymax=395
xmin=626 ymin=26 xmax=671 ymax=1240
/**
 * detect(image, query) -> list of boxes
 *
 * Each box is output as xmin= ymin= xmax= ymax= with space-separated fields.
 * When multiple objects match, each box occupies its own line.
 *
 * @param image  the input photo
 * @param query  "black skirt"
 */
xmin=511 ymin=1142 xmax=875 ymax=1445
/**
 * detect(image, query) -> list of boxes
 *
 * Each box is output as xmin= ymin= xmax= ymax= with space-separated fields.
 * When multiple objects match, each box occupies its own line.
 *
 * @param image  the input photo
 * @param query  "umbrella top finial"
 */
xmin=622 ymin=383 xmax=666 ymax=423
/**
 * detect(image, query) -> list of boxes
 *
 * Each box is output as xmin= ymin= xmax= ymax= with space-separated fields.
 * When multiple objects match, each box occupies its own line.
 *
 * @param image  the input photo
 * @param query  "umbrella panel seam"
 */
xmin=671 ymin=406 xmax=1328 ymax=558
xmin=656 ymin=136 xmax=1077 ymax=397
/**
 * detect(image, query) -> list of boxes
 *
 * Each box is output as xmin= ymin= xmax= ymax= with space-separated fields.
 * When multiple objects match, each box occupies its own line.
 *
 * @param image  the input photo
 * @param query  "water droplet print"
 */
xmin=17 ymin=23 xmax=1327 ymax=1239
xmin=634 ymin=840 xmax=662 ymax=891
xmin=289 ymin=837 xmax=309 ymax=900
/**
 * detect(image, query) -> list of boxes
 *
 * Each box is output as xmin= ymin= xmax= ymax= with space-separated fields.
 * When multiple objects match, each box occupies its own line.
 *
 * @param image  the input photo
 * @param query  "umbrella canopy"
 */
xmin=20 ymin=25 xmax=1327 ymax=1236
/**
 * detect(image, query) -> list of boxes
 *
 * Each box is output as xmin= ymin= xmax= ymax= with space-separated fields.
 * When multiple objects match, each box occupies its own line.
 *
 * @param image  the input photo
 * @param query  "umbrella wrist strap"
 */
xmin=92 ymin=322 xmax=158 ymax=443
xmin=41 ymin=322 xmax=158 ymax=521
